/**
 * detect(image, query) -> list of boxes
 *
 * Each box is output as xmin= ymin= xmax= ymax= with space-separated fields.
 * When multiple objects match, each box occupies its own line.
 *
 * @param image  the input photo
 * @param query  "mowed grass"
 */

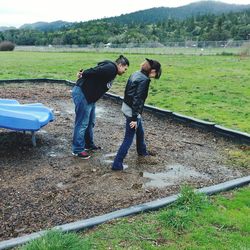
xmin=19 ymin=186 xmax=250 ymax=250
xmin=78 ymin=186 xmax=250 ymax=250
xmin=0 ymin=51 xmax=249 ymax=132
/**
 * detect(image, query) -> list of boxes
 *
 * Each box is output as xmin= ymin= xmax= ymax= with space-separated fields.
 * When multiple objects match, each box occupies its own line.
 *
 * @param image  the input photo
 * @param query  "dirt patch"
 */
xmin=0 ymin=82 xmax=249 ymax=241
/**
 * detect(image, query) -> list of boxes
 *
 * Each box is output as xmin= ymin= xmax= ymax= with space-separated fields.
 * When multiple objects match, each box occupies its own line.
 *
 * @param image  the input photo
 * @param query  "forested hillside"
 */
xmin=19 ymin=21 xmax=73 ymax=32
xmin=106 ymin=1 xmax=250 ymax=25
xmin=0 ymin=1 xmax=249 ymax=46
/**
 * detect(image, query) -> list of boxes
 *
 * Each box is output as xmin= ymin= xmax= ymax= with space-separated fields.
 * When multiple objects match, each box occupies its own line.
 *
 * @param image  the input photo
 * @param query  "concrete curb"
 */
xmin=0 ymin=176 xmax=249 ymax=250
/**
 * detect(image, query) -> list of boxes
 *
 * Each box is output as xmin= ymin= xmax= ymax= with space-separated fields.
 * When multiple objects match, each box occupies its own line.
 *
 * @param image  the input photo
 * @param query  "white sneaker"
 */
xmin=112 ymin=164 xmax=128 ymax=171
xmin=123 ymin=164 xmax=128 ymax=170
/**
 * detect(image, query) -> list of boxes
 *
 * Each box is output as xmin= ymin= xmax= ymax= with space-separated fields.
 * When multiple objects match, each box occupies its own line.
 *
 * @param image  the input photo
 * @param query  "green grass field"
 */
xmin=0 ymin=51 xmax=249 ymax=133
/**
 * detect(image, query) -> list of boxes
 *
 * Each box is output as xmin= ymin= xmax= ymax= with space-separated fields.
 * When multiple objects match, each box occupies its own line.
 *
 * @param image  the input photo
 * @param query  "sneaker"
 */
xmin=85 ymin=145 xmax=102 ymax=151
xmin=72 ymin=151 xmax=91 ymax=159
xmin=112 ymin=164 xmax=128 ymax=171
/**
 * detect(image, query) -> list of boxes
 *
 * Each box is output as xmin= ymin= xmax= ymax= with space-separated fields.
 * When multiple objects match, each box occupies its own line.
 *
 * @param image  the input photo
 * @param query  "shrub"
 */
xmin=0 ymin=41 xmax=15 ymax=51
xmin=239 ymin=42 xmax=250 ymax=57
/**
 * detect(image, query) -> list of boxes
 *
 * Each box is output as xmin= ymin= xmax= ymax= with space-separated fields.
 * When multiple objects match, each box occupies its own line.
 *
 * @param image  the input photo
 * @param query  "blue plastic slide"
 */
xmin=0 ymin=99 xmax=54 ymax=146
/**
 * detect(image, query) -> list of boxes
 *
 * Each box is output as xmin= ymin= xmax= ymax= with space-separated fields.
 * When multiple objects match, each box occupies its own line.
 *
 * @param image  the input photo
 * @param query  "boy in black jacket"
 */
xmin=72 ymin=55 xmax=129 ymax=159
xmin=112 ymin=58 xmax=161 ymax=170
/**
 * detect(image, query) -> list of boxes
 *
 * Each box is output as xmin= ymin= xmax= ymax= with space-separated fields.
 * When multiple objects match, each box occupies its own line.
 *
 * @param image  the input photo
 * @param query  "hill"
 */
xmin=19 ymin=20 xmax=72 ymax=32
xmin=0 ymin=1 xmax=250 ymax=45
xmin=0 ymin=26 xmax=16 ymax=32
xmin=105 ymin=1 xmax=250 ymax=25
xmin=3 ymin=1 xmax=250 ymax=32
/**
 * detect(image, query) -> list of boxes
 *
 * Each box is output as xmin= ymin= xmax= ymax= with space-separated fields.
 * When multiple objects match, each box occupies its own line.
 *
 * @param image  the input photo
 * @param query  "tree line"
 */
xmin=1 ymin=10 xmax=249 ymax=46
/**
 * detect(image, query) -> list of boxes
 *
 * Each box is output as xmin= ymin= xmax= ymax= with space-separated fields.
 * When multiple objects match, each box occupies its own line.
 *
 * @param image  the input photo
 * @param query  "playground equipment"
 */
xmin=0 ymin=99 xmax=54 ymax=146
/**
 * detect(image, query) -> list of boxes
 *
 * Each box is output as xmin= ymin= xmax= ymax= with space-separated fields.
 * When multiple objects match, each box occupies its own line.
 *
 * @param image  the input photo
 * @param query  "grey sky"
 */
xmin=0 ymin=0 xmax=249 ymax=28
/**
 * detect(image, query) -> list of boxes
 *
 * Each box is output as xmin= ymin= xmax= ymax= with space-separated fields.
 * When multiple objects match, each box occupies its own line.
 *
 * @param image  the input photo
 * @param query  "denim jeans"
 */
xmin=72 ymin=86 xmax=96 ymax=153
xmin=112 ymin=116 xmax=148 ymax=169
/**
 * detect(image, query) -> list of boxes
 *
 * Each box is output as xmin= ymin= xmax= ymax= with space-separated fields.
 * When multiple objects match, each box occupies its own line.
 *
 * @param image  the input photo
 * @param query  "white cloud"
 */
xmin=0 ymin=0 xmax=249 ymax=27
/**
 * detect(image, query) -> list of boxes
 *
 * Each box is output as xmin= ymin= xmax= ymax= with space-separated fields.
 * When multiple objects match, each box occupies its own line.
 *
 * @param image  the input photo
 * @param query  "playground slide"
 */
xmin=0 ymin=99 xmax=54 ymax=145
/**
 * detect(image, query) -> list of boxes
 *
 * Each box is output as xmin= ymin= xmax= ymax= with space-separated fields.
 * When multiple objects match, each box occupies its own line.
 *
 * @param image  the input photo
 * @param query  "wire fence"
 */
xmin=15 ymin=40 xmax=250 ymax=55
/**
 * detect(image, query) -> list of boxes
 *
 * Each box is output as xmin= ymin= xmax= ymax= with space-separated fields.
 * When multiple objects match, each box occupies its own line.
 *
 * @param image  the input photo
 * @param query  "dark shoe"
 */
xmin=138 ymin=150 xmax=157 ymax=156
xmin=72 ymin=151 xmax=91 ymax=159
xmin=85 ymin=145 xmax=102 ymax=151
xmin=137 ymin=155 xmax=158 ymax=165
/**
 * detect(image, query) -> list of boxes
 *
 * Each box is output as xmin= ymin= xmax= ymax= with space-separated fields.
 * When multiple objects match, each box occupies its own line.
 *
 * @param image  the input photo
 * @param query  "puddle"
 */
xmin=56 ymin=182 xmax=64 ymax=188
xmin=103 ymin=159 xmax=113 ymax=164
xmin=104 ymin=152 xmax=116 ymax=158
xmin=49 ymin=152 xmax=57 ymax=157
xmin=102 ymin=152 xmax=116 ymax=165
xmin=46 ymin=148 xmax=67 ymax=158
xmin=56 ymin=102 xmax=74 ymax=115
xmin=101 ymin=152 xmax=128 ymax=169
xmin=95 ymin=106 xmax=106 ymax=118
xmin=143 ymin=164 xmax=210 ymax=188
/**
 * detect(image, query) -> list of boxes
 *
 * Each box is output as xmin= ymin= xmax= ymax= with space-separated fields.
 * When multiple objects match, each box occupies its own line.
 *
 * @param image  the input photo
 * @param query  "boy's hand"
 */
xmin=77 ymin=69 xmax=84 ymax=78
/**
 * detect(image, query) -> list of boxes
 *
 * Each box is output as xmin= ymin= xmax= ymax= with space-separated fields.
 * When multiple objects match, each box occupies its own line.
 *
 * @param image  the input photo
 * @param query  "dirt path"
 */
xmin=0 ymin=82 xmax=249 ymax=241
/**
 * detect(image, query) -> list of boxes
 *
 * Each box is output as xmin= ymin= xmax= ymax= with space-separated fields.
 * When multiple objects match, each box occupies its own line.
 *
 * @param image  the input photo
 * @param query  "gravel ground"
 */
xmin=0 ymin=82 xmax=249 ymax=241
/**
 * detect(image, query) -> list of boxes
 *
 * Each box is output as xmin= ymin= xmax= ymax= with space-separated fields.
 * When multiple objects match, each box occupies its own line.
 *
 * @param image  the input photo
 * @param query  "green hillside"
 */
xmin=1 ymin=1 xmax=250 ymax=45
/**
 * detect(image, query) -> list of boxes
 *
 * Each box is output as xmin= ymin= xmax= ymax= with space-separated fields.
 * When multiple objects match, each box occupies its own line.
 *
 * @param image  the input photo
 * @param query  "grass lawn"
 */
xmin=19 ymin=186 xmax=250 ymax=250
xmin=78 ymin=186 xmax=250 ymax=250
xmin=0 ymin=51 xmax=249 ymax=133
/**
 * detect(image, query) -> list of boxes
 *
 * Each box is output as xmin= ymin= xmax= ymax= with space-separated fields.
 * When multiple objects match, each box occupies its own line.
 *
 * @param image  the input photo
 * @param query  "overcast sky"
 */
xmin=0 ymin=0 xmax=250 ymax=28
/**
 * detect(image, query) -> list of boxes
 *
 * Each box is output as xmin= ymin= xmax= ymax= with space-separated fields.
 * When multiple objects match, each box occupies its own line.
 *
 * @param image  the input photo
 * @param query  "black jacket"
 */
xmin=123 ymin=70 xmax=151 ymax=121
xmin=76 ymin=60 xmax=118 ymax=103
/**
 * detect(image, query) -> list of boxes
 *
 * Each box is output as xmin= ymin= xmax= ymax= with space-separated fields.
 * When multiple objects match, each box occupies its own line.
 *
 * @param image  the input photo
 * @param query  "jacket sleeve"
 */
xmin=131 ymin=79 xmax=149 ymax=121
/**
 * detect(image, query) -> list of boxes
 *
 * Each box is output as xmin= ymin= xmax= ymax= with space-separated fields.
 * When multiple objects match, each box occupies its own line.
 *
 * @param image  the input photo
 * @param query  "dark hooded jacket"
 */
xmin=76 ymin=60 xmax=118 ymax=103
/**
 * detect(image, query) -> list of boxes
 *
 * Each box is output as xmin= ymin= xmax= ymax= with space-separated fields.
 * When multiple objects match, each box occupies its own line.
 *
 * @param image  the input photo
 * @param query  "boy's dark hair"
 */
xmin=116 ymin=55 xmax=130 ymax=66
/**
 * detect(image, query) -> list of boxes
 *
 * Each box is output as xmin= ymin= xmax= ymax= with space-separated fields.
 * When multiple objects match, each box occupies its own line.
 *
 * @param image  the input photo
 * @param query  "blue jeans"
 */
xmin=112 ymin=117 xmax=148 ymax=170
xmin=72 ymin=86 xmax=96 ymax=153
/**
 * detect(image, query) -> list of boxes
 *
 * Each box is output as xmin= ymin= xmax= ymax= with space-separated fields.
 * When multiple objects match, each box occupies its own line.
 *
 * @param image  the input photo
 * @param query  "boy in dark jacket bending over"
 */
xmin=72 ymin=55 xmax=129 ymax=159
xmin=112 ymin=58 xmax=162 ymax=170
